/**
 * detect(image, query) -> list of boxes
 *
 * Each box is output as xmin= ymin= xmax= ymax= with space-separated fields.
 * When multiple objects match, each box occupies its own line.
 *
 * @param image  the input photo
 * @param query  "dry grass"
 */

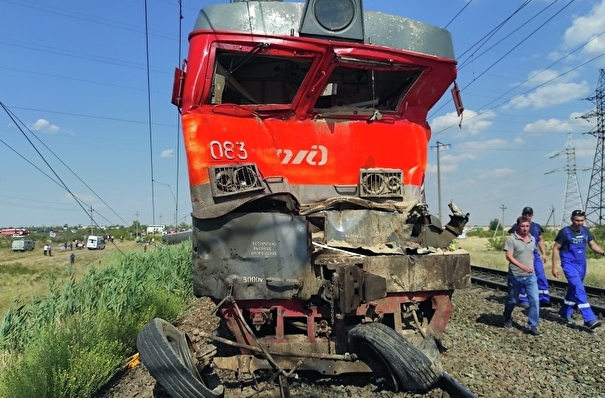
xmin=0 ymin=240 xmax=145 ymax=316
xmin=459 ymin=235 xmax=605 ymax=287
xmin=456 ymin=236 xmax=508 ymax=271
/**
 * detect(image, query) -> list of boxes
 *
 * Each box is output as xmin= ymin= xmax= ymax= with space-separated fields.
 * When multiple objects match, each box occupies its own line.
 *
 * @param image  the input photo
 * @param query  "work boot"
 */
xmin=585 ymin=320 xmax=602 ymax=330
xmin=525 ymin=326 xmax=541 ymax=336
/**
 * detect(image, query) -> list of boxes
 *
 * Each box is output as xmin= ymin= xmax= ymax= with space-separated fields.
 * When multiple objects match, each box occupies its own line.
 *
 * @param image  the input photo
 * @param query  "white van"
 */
xmin=86 ymin=235 xmax=106 ymax=250
xmin=12 ymin=239 xmax=35 ymax=252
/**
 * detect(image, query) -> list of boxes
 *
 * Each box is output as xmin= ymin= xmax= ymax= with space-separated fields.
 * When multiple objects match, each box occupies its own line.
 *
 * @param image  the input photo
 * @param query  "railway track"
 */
xmin=471 ymin=265 xmax=605 ymax=318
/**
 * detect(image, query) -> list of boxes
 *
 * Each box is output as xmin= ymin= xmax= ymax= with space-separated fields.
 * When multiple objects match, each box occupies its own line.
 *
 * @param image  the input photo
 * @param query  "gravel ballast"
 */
xmin=98 ymin=285 xmax=605 ymax=398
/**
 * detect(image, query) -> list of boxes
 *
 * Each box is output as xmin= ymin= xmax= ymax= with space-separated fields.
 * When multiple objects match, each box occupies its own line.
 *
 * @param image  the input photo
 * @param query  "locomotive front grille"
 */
xmin=359 ymin=169 xmax=403 ymax=198
xmin=210 ymin=164 xmax=264 ymax=198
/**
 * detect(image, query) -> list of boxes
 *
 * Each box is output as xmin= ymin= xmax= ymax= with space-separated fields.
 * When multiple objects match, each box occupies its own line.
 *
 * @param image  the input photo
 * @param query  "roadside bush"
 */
xmin=486 ymin=236 xmax=506 ymax=252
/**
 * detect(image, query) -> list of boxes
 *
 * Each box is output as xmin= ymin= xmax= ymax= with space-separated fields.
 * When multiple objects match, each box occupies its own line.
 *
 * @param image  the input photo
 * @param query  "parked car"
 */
xmin=86 ymin=235 xmax=106 ymax=250
xmin=12 ymin=239 xmax=35 ymax=252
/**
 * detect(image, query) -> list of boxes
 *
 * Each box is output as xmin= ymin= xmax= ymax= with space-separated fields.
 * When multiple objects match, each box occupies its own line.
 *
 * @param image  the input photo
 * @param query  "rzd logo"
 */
xmin=276 ymin=145 xmax=328 ymax=165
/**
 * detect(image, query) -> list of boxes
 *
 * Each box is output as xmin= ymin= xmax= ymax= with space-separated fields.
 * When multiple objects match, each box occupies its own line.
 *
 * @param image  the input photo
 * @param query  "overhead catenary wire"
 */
xmin=0 ymin=102 xmax=131 ymax=227
xmin=443 ymin=0 xmax=475 ymax=30
xmin=144 ymin=0 xmax=156 ymax=225
xmin=173 ymin=0 xmax=184 ymax=229
xmin=0 ymin=101 xmax=125 ymax=250
xmin=431 ymin=0 xmax=587 ymax=135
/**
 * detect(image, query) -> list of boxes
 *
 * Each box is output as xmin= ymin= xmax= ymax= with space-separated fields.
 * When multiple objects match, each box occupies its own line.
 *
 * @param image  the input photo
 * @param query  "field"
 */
xmin=458 ymin=235 xmax=605 ymax=287
xmin=0 ymin=240 xmax=146 ymax=316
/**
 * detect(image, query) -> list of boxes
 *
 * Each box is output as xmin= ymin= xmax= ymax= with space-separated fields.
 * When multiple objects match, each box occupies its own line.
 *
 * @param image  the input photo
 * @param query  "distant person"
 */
xmin=70 ymin=253 xmax=75 ymax=265
xmin=48 ymin=245 xmax=52 ymax=256
xmin=70 ymin=241 xmax=73 ymax=251
xmin=64 ymin=241 xmax=67 ymax=250
xmin=552 ymin=209 xmax=604 ymax=330
xmin=43 ymin=244 xmax=48 ymax=256
xmin=508 ymin=207 xmax=550 ymax=307
xmin=503 ymin=216 xmax=541 ymax=336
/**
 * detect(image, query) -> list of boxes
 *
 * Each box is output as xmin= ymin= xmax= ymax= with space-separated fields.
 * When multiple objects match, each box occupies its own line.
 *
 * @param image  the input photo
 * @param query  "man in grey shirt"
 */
xmin=502 ymin=216 xmax=540 ymax=336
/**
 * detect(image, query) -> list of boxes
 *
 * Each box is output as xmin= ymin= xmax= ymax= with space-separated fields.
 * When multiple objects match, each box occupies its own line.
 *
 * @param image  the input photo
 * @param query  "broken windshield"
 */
xmin=208 ymin=47 xmax=314 ymax=106
xmin=313 ymin=64 xmax=423 ymax=112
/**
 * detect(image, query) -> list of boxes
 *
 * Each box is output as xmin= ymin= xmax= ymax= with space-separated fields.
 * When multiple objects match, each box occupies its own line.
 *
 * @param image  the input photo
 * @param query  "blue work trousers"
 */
xmin=518 ymin=252 xmax=550 ymax=305
xmin=558 ymin=263 xmax=597 ymax=323
xmin=503 ymin=272 xmax=539 ymax=328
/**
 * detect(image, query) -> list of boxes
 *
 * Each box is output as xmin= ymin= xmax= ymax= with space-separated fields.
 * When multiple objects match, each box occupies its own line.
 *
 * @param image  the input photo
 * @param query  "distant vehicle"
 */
xmin=161 ymin=229 xmax=192 ymax=245
xmin=2 ymin=228 xmax=30 ymax=237
xmin=86 ymin=235 xmax=106 ymax=250
xmin=12 ymin=239 xmax=35 ymax=252
xmin=146 ymin=225 xmax=166 ymax=235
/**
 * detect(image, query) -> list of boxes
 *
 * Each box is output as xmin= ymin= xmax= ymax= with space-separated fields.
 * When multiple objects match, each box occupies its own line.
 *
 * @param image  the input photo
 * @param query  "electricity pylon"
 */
xmin=545 ymin=133 xmax=588 ymax=227
xmin=580 ymin=69 xmax=605 ymax=227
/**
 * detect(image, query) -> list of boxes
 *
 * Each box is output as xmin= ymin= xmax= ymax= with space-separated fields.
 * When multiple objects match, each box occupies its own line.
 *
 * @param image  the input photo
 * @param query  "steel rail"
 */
xmin=471 ymin=265 xmax=605 ymax=318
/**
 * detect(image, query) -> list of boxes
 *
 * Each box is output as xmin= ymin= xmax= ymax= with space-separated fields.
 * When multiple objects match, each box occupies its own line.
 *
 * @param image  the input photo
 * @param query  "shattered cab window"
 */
xmin=208 ymin=48 xmax=313 ymax=106
xmin=313 ymin=64 xmax=422 ymax=111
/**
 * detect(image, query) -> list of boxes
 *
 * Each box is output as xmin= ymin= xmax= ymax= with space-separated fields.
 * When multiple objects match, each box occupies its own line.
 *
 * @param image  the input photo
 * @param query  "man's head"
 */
xmin=516 ymin=215 xmax=531 ymax=236
xmin=570 ymin=209 xmax=585 ymax=230
xmin=522 ymin=206 xmax=533 ymax=219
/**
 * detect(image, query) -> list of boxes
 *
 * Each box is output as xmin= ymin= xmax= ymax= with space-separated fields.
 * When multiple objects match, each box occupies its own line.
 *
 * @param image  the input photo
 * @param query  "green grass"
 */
xmin=0 ymin=242 xmax=194 ymax=398
xmin=0 ymin=263 xmax=38 ymax=278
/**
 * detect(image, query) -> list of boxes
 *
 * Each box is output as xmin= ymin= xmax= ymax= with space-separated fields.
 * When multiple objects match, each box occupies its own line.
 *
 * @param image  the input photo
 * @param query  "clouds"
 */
xmin=160 ymin=149 xmax=174 ymax=158
xmin=522 ymin=111 xmax=594 ymax=135
xmin=28 ymin=118 xmax=60 ymax=134
xmin=431 ymin=109 xmax=496 ymax=136
xmin=507 ymin=81 xmax=590 ymax=109
xmin=562 ymin=0 xmax=605 ymax=58
xmin=477 ymin=168 xmax=515 ymax=179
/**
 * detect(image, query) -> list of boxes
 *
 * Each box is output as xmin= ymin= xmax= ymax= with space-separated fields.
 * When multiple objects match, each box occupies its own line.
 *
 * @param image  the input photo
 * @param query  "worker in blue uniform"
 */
xmin=552 ymin=209 xmax=603 ymax=330
xmin=509 ymin=207 xmax=550 ymax=307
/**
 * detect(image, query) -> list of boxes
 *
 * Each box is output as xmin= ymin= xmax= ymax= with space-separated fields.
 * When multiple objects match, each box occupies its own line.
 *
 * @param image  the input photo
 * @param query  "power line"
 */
xmin=144 ymin=0 xmax=157 ymax=225
xmin=443 ymin=0 xmax=475 ymax=29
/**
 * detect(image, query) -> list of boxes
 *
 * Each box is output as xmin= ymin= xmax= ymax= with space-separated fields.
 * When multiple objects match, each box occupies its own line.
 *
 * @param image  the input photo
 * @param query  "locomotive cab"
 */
xmin=138 ymin=0 xmax=471 ymax=395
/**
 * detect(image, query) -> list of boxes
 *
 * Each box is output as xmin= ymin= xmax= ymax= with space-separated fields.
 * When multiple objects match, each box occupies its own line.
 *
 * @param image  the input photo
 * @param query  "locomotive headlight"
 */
xmin=314 ymin=0 xmax=355 ymax=31
xmin=299 ymin=0 xmax=364 ymax=42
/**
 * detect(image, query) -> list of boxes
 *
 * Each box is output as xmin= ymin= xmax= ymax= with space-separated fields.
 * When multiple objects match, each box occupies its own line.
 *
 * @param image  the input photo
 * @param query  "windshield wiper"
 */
xmin=228 ymin=42 xmax=269 ymax=74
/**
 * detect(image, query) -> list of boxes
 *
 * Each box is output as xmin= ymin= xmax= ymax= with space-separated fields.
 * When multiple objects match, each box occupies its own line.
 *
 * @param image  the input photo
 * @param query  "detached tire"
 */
xmin=347 ymin=322 xmax=442 ymax=392
xmin=137 ymin=318 xmax=224 ymax=398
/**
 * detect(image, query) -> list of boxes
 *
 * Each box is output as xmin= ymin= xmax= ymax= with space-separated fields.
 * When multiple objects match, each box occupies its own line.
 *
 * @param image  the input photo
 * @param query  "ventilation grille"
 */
xmin=359 ymin=169 xmax=403 ymax=198
xmin=210 ymin=164 xmax=264 ymax=198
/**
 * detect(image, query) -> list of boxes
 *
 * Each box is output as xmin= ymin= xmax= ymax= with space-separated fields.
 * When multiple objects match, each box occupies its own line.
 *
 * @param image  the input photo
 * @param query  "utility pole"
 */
xmin=544 ymin=205 xmax=556 ymax=230
xmin=135 ymin=211 xmax=140 ymax=238
xmin=493 ymin=204 xmax=506 ymax=239
xmin=89 ymin=205 xmax=94 ymax=236
xmin=432 ymin=141 xmax=451 ymax=224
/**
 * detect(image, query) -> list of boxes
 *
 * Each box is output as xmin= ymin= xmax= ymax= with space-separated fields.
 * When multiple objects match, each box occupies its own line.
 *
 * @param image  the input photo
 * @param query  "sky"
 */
xmin=1 ymin=0 xmax=605 ymax=229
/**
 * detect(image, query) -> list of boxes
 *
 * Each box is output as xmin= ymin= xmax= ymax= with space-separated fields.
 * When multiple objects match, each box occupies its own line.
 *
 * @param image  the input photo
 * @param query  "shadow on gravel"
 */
xmin=475 ymin=312 xmax=503 ymax=327
xmin=483 ymin=294 xmax=507 ymax=304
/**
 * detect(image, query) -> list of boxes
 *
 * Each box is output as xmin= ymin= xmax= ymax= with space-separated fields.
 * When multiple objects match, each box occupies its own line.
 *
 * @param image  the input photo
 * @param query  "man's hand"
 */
xmin=521 ymin=265 xmax=534 ymax=274
xmin=552 ymin=267 xmax=559 ymax=278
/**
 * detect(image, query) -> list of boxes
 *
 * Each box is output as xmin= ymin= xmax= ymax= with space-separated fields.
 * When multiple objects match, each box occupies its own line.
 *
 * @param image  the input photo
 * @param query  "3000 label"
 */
xmin=243 ymin=276 xmax=264 ymax=283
